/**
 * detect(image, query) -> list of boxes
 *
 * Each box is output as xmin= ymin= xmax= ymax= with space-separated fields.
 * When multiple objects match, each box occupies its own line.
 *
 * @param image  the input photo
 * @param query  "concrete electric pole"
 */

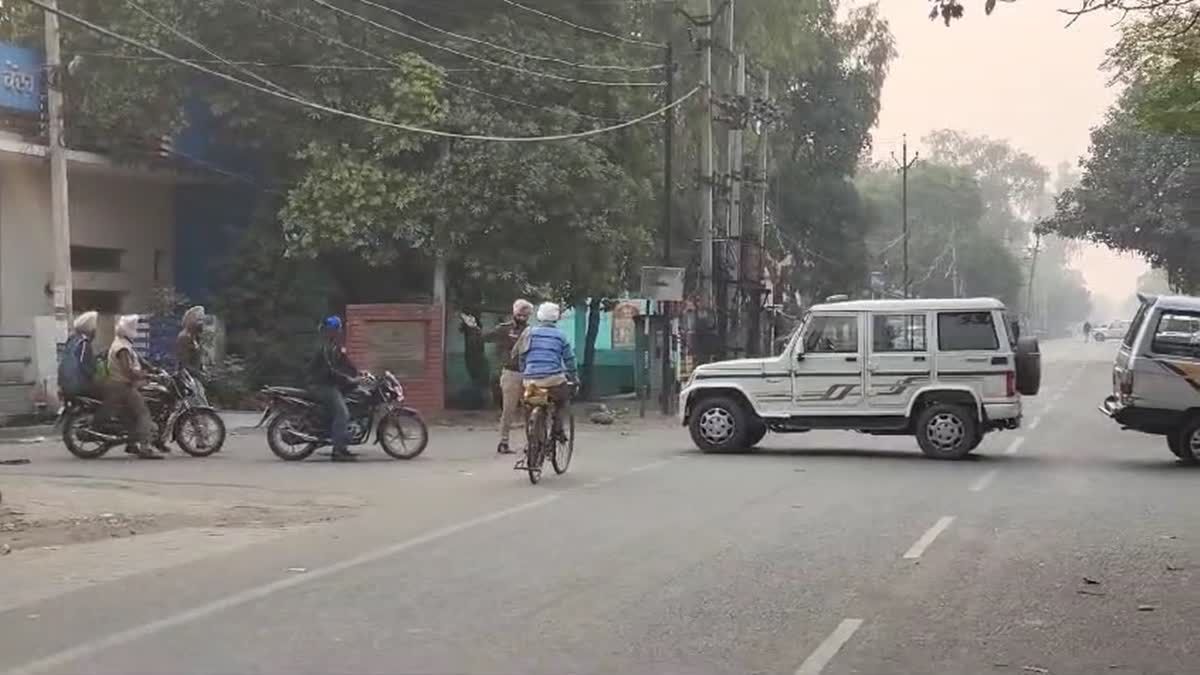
xmin=891 ymin=135 xmax=919 ymax=298
xmin=44 ymin=0 xmax=73 ymax=335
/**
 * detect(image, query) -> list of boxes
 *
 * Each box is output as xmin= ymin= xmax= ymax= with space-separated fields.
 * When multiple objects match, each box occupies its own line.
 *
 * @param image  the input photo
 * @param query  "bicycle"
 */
xmin=520 ymin=383 xmax=575 ymax=484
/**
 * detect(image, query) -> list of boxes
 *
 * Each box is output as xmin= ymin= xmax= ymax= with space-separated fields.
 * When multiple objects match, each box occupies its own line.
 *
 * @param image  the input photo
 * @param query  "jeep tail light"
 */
xmin=1006 ymin=371 xmax=1016 ymax=398
xmin=1119 ymin=370 xmax=1134 ymax=396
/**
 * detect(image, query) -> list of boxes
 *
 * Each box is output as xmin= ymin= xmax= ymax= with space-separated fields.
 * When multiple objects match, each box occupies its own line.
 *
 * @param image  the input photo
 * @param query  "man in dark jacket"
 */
xmin=308 ymin=315 xmax=360 ymax=462
xmin=465 ymin=299 xmax=534 ymax=454
xmin=174 ymin=305 xmax=208 ymax=405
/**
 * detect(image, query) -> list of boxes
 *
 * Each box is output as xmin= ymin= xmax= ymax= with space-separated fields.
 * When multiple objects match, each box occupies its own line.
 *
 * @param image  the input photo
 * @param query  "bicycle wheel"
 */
xmin=526 ymin=407 xmax=544 ymax=484
xmin=552 ymin=405 xmax=574 ymax=475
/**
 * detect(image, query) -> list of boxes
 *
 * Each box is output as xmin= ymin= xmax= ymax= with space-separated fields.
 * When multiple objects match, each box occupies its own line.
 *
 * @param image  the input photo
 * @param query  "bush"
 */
xmin=204 ymin=355 xmax=257 ymax=410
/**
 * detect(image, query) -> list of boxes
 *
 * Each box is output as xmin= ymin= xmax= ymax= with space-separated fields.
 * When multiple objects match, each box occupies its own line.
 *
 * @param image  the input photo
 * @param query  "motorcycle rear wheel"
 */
xmin=62 ymin=410 xmax=113 ymax=459
xmin=267 ymin=412 xmax=318 ymax=462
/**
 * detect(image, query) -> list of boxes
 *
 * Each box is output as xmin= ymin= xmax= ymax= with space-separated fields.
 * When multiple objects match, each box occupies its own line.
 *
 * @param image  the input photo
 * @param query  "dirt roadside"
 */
xmin=0 ymin=476 xmax=363 ymax=554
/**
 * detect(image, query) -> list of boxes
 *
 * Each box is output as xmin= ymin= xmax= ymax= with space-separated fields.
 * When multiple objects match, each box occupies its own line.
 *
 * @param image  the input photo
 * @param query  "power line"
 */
xmin=499 ymin=0 xmax=667 ymax=49
xmin=22 ymin=0 xmax=697 ymax=143
xmin=343 ymin=0 xmax=664 ymax=73
xmin=222 ymin=0 xmax=629 ymax=123
xmin=75 ymin=51 xmax=474 ymax=72
xmin=123 ymin=0 xmax=299 ymax=99
xmin=306 ymin=0 xmax=664 ymax=88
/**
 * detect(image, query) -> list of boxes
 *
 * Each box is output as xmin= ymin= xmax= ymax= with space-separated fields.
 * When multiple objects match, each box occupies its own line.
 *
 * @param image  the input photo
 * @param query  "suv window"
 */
xmin=1151 ymin=310 xmax=1200 ymax=359
xmin=937 ymin=312 xmax=999 ymax=351
xmin=872 ymin=314 xmax=927 ymax=352
xmin=805 ymin=315 xmax=858 ymax=354
xmin=1125 ymin=303 xmax=1150 ymax=347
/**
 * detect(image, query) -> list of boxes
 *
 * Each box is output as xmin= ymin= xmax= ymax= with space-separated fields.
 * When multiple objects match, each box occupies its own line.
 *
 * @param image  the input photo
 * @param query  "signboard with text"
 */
xmin=0 ymin=43 xmax=42 ymax=114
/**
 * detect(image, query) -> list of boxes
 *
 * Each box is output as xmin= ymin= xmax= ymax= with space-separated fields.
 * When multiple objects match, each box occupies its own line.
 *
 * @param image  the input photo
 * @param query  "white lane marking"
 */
xmin=902 ymin=516 xmax=956 ymax=560
xmin=583 ymin=476 xmax=617 ymax=489
xmin=795 ymin=618 xmax=865 ymax=675
xmin=1004 ymin=437 xmax=1026 ymax=455
xmin=1027 ymin=416 xmax=1042 ymax=430
xmin=968 ymin=470 xmax=998 ymax=493
xmin=630 ymin=459 xmax=669 ymax=473
xmin=4 ymin=495 xmax=560 ymax=675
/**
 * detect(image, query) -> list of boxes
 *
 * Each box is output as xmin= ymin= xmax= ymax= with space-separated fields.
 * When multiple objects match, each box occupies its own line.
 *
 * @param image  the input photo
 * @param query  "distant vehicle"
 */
xmin=1101 ymin=294 xmax=1200 ymax=462
xmin=1093 ymin=320 xmax=1132 ymax=342
xmin=680 ymin=297 xmax=1041 ymax=460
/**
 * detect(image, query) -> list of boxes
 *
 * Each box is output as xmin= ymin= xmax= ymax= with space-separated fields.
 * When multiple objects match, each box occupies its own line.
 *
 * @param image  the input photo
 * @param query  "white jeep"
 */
xmin=680 ymin=298 xmax=1042 ymax=459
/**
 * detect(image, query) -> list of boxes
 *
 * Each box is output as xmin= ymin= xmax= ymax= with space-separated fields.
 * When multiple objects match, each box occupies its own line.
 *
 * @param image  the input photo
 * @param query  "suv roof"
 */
xmin=809 ymin=297 xmax=1007 ymax=313
xmin=1141 ymin=294 xmax=1200 ymax=312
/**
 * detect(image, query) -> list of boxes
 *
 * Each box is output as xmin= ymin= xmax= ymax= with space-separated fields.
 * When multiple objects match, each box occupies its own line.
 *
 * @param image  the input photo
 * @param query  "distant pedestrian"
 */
xmin=1083 ymin=321 xmax=1093 ymax=342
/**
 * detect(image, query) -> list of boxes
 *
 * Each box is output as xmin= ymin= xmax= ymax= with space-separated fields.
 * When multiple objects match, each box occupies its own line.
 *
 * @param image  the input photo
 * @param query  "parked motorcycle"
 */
xmin=59 ymin=368 xmax=227 ymax=459
xmin=258 ymin=371 xmax=429 ymax=461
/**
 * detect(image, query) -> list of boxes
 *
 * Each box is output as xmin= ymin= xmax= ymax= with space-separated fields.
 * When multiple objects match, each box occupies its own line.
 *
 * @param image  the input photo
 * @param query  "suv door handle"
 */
xmin=844 ymin=356 xmax=858 ymax=362
xmin=913 ymin=356 xmax=927 ymax=362
xmin=965 ymin=357 xmax=988 ymax=363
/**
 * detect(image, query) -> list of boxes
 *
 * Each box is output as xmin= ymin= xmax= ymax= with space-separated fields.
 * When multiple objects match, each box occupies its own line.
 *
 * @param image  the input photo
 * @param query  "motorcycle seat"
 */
xmin=264 ymin=386 xmax=314 ymax=400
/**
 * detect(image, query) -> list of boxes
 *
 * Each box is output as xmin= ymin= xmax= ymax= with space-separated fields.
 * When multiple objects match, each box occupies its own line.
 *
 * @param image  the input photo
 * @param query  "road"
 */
xmin=1 ymin=340 xmax=1198 ymax=675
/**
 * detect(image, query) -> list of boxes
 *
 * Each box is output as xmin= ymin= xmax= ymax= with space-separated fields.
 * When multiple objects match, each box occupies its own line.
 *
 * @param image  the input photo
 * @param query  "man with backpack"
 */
xmin=58 ymin=311 xmax=100 ymax=399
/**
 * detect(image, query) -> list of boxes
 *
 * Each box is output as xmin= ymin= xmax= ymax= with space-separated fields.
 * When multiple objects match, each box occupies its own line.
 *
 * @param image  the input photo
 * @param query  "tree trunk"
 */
xmin=581 ymin=297 xmax=603 ymax=400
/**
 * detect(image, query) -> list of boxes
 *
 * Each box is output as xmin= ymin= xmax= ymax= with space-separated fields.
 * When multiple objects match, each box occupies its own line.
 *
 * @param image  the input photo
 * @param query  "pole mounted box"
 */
xmin=641 ymin=266 xmax=685 ymax=302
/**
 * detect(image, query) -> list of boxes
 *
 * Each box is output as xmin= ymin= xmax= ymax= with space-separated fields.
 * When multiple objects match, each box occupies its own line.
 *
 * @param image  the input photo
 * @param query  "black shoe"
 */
xmin=154 ymin=441 xmax=171 ymax=454
xmin=331 ymin=449 xmax=358 ymax=462
xmin=497 ymin=441 xmax=515 ymax=455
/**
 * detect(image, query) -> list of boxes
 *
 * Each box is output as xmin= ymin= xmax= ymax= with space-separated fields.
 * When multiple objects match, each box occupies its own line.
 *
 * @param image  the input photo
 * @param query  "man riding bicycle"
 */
xmin=513 ymin=302 xmax=577 ymax=452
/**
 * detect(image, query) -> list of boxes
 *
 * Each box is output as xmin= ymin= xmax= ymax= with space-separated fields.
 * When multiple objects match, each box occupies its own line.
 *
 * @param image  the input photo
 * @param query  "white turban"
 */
xmin=536 ymin=302 xmax=560 ymax=323
xmin=73 ymin=311 xmax=98 ymax=334
xmin=512 ymin=299 xmax=534 ymax=317
xmin=115 ymin=314 xmax=139 ymax=340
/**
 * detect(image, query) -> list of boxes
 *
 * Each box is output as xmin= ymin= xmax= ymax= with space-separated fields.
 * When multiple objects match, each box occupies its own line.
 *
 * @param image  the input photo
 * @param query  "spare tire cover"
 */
xmin=1015 ymin=336 xmax=1041 ymax=396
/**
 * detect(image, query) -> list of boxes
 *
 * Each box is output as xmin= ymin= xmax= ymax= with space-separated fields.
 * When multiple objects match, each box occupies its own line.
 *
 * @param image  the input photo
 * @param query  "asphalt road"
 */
xmin=1 ymin=339 xmax=1198 ymax=675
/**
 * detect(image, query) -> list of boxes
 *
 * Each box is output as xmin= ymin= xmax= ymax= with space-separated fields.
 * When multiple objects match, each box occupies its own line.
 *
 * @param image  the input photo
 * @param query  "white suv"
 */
xmin=680 ymin=298 xmax=1041 ymax=459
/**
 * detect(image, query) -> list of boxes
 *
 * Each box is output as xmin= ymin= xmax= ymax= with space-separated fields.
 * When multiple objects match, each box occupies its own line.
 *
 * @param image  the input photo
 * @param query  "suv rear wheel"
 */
xmin=689 ymin=396 xmax=750 ymax=453
xmin=915 ymin=403 xmax=978 ymax=460
xmin=1169 ymin=418 xmax=1200 ymax=463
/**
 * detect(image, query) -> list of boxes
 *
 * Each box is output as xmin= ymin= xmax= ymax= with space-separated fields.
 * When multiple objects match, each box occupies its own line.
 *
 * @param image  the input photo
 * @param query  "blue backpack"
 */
xmin=58 ymin=334 xmax=90 ymax=395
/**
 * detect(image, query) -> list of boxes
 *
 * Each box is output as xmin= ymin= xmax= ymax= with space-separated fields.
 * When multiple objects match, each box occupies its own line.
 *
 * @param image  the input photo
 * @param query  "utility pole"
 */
xmin=660 ymin=41 xmax=675 ymax=415
xmin=698 ymin=0 xmax=714 ymax=310
xmin=44 ymin=0 xmax=73 ymax=334
xmin=891 ymin=135 xmax=919 ymax=298
xmin=747 ymin=67 xmax=769 ymax=357
xmin=1026 ymin=232 xmax=1042 ymax=329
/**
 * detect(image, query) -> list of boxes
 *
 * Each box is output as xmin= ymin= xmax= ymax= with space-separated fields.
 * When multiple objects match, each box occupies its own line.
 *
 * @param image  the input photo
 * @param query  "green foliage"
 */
xmin=1107 ymin=16 xmax=1200 ymax=137
xmin=204 ymin=354 xmax=256 ymax=409
xmin=1043 ymin=84 xmax=1200 ymax=293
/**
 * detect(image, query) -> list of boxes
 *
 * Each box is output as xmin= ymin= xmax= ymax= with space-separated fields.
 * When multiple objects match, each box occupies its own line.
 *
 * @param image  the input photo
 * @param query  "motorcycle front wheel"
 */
xmin=175 ymin=409 xmax=227 ymax=457
xmin=266 ymin=412 xmax=318 ymax=462
xmin=379 ymin=409 xmax=429 ymax=460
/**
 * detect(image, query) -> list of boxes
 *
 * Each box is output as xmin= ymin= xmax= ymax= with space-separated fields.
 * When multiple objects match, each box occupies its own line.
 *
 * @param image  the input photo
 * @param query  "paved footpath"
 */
xmin=1 ymin=340 xmax=1198 ymax=675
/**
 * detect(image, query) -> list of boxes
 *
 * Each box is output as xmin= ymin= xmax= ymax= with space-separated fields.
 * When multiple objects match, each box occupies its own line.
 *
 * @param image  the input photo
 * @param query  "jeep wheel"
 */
xmin=689 ymin=397 xmax=750 ymax=453
xmin=915 ymin=403 xmax=978 ymax=460
xmin=746 ymin=422 xmax=768 ymax=448
xmin=1169 ymin=419 xmax=1200 ymax=464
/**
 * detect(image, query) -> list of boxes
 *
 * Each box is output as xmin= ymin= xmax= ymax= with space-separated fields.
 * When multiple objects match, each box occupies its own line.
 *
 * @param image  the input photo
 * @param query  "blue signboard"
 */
xmin=0 ymin=42 xmax=42 ymax=114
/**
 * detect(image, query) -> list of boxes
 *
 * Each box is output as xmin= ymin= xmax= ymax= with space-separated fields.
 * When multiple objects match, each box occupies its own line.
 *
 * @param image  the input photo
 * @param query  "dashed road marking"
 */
xmin=795 ymin=618 xmax=865 ymax=675
xmin=1005 ymin=437 xmax=1026 ymax=455
xmin=1027 ymin=415 xmax=1042 ymax=430
xmin=3 ymin=494 xmax=562 ymax=675
xmin=968 ymin=470 xmax=998 ymax=493
xmin=903 ymin=516 xmax=956 ymax=560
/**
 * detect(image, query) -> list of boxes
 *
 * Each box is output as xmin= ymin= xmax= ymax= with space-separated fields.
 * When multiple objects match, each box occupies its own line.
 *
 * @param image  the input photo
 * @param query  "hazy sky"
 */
xmin=869 ymin=0 xmax=1148 ymax=310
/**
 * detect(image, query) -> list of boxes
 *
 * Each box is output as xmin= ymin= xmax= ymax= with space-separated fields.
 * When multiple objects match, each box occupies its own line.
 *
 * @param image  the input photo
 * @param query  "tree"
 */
xmin=1042 ymin=84 xmax=1200 ymax=293
xmin=928 ymin=0 xmax=1198 ymax=32
xmin=1106 ymin=16 xmax=1200 ymax=136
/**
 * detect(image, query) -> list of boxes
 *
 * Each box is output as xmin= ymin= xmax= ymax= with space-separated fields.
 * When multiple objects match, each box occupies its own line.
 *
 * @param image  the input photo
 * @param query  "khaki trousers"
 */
xmin=498 ymin=369 xmax=524 ymax=443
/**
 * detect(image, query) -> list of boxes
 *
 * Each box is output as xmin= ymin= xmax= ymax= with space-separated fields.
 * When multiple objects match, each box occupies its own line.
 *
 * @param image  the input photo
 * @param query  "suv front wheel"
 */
xmin=689 ymin=396 xmax=750 ymax=453
xmin=915 ymin=403 xmax=978 ymax=460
